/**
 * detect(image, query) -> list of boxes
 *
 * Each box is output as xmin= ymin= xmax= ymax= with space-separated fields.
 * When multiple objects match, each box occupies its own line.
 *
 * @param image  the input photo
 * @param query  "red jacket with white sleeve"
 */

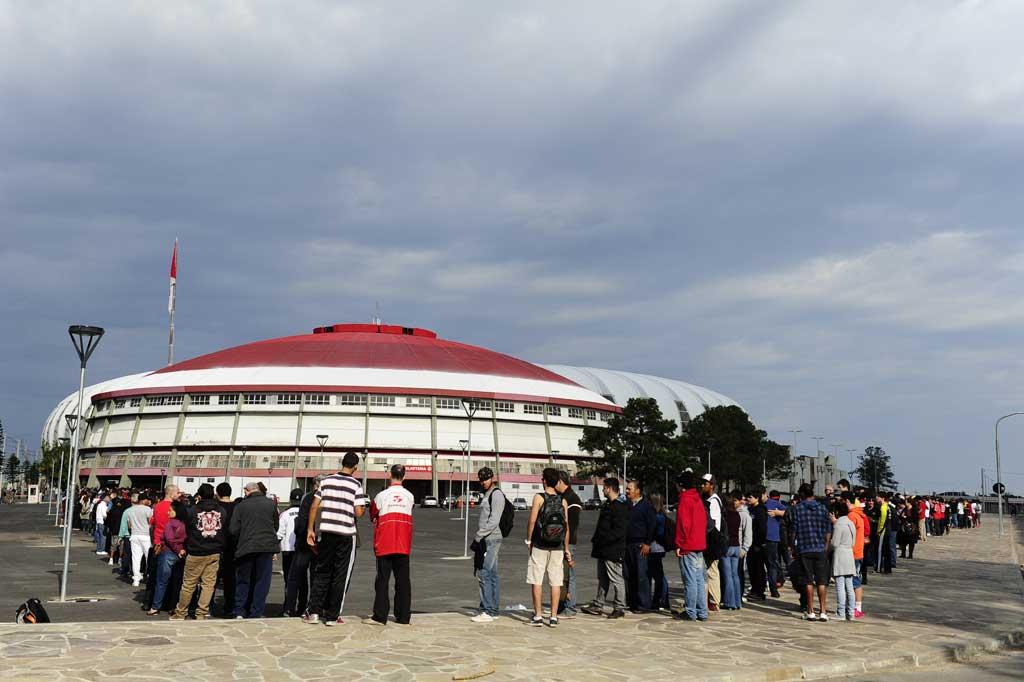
xmin=370 ymin=483 xmax=415 ymax=556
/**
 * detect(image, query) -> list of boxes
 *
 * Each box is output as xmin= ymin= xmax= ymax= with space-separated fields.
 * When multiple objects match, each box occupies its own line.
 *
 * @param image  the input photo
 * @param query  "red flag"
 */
xmin=168 ymin=239 xmax=177 ymax=315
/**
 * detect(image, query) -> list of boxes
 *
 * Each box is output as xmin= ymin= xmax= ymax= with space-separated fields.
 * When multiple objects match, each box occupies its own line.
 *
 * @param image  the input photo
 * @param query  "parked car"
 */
xmin=421 ymin=495 xmax=439 ymax=508
xmin=442 ymin=495 xmax=457 ymax=509
xmin=512 ymin=497 xmax=529 ymax=511
xmin=584 ymin=498 xmax=603 ymax=510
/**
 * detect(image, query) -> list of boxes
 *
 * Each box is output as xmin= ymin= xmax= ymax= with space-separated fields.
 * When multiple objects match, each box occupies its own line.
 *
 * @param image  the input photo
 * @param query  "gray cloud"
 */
xmin=2 ymin=2 xmax=1024 ymax=490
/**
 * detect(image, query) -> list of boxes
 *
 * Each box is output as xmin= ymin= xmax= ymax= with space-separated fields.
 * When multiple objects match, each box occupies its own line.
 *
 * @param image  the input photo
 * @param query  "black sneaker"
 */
xmin=548 ymin=617 xmax=558 ymax=628
xmin=528 ymin=616 xmax=544 ymax=627
xmin=580 ymin=604 xmax=605 ymax=616
xmin=607 ymin=609 xmax=625 ymax=619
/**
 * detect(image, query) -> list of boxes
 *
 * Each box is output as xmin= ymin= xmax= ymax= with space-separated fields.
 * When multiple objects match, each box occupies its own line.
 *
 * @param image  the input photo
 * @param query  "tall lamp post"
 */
xmin=60 ymin=418 xmax=78 ymax=530
xmin=60 ymin=324 xmax=104 ymax=603
xmin=994 ymin=413 xmax=1024 ymax=536
xmin=461 ymin=398 xmax=479 ymax=557
xmin=313 ymin=434 xmax=329 ymax=493
xmin=457 ymin=440 xmax=469 ymax=520
xmin=846 ymin=449 xmax=857 ymax=479
xmin=51 ymin=437 xmax=70 ymax=521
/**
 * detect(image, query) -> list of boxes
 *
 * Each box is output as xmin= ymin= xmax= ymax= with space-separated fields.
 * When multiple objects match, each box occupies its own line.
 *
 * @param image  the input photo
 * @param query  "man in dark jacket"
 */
xmin=581 ymin=477 xmax=629 ymax=619
xmin=229 ymin=482 xmax=280 ymax=619
xmin=284 ymin=476 xmax=321 ymax=617
xmin=171 ymin=483 xmax=226 ymax=620
xmin=215 ymin=482 xmax=236 ymax=618
xmin=745 ymin=487 xmax=769 ymax=600
xmin=623 ymin=480 xmax=655 ymax=612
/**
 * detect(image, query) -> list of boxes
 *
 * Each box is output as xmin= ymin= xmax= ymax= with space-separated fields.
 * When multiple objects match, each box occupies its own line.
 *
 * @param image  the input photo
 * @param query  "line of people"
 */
xmin=76 ymin=451 xmax=415 ymax=625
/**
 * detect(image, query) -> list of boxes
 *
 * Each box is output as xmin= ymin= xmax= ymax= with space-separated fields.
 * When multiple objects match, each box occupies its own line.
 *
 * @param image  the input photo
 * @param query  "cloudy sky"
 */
xmin=3 ymin=1 xmax=1023 ymax=492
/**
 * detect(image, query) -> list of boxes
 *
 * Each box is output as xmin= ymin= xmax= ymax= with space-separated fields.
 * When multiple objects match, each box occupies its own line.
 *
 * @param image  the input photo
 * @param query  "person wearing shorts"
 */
xmin=791 ymin=483 xmax=833 ymax=621
xmin=525 ymin=467 xmax=570 ymax=628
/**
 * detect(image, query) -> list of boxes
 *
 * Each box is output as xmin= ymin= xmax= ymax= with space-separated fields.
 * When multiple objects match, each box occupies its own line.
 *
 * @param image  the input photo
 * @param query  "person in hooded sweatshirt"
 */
xmin=721 ymin=491 xmax=752 ymax=610
xmin=277 ymin=488 xmax=303 ymax=614
xmin=171 ymin=484 xmax=226 ymax=620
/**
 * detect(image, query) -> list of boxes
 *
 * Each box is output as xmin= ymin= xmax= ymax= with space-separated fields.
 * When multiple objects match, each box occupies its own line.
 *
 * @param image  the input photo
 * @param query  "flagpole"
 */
xmin=167 ymin=239 xmax=177 ymax=366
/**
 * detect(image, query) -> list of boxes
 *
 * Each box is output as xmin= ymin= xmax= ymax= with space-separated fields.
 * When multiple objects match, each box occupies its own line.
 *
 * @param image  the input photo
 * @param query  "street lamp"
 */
xmin=457 ymin=440 xmax=469 ymax=520
xmin=846 ymin=449 xmax=857 ymax=478
xmin=51 ymin=436 xmax=70 ymax=522
xmin=60 ymin=324 xmax=104 ymax=603
xmin=549 ymin=450 xmax=559 ymax=466
xmin=994 ymin=413 xmax=1024 ymax=536
xmin=461 ymin=398 xmax=479 ymax=557
xmin=313 ymin=434 xmax=329 ymax=493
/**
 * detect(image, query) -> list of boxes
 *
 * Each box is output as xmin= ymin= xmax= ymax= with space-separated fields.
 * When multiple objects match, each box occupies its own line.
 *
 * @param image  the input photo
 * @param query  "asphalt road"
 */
xmin=0 ymin=501 xmax=624 ymax=623
xmin=849 ymin=649 xmax=1024 ymax=681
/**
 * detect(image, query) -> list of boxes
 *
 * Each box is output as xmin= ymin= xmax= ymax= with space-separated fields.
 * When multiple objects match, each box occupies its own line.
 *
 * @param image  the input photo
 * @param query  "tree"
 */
xmin=853 ymin=446 xmax=898 ymax=491
xmin=578 ymin=398 xmax=685 ymax=493
xmin=3 ymin=454 xmax=19 ymax=485
xmin=38 ymin=440 xmax=70 ymax=490
xmin=679 ymin=405 xmax=791 ymax=493
xmin=27 ymin=463 xmax=40 ymax=485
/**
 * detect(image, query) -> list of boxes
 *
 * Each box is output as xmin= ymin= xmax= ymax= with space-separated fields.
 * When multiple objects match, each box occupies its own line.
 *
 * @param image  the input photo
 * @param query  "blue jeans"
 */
xmin=94 ymin=523 xmax=106 ymax=552
xmin=678 ymin=551 xmax=708 ymax=620
xmin=624 ymin=543 xmax=651 ymax=611
xmin=766 ymin=540 xmax=782 ymax=593
xmin=235 ymin=552 xmax=274 ymax=618
xmin=887 ymin=531 xmax=897 ymax=568
xmin=151 ymin=550 xmax=180 ymax=611
xmin=835 ymin=575 xmax=855 ymax=618
xmin=721 ymin=546 xmax=742 ymax=609
xmin=477 ymin=537 xmax=502 ymax=616
xmin=562 ymin=544 xmax=578 ymax=615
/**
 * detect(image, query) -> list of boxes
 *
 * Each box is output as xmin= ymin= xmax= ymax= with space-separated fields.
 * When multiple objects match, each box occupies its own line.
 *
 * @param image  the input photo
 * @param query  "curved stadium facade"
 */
xmin=43 ymin=324 xmax=738 ymax=500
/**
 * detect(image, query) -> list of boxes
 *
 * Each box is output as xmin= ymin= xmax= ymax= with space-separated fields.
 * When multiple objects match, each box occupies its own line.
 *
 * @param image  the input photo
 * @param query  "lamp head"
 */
xmin=65 ymin=413 xmax=79 ymax=433
xmin=316 ymin=434 xmax=329 ymax=448
xmin=461 ymin=397 xmax=480 ymax=417
xmin=68 ymin=325 xmax=104 ymax=367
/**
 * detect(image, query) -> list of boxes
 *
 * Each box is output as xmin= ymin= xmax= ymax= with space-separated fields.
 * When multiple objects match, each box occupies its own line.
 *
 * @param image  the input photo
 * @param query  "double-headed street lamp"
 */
xmin=994 ymin=413 xmax=1023 ymax=536
xmin=461 ymin=398 xmax=479 ymax=557
xmin=313 ymin=434 xmax=329 ymax=492
xmin=60 ymin=324 xmax=104 ymax=603
xmin=51 ymin=436 xmax=70 ymax=522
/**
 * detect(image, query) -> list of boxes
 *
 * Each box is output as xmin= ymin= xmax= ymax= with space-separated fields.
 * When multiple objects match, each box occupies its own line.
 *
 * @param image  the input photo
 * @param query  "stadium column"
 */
xmin=492 ymin=408 xmax=500 ymax=483
xmin=292 ymin=395 xmax=304 ymax=491
xmin=430 ymin=397 xmax=439 ymax=498
xmin=170 ymin=396 xmax=188 ymax=483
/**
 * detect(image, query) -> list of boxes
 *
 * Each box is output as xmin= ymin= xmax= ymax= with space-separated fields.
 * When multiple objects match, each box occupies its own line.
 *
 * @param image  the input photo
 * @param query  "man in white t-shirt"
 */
xmin=94 ymin=493 xmax=111 ymax=556
xmin=124 ymin=495 xmax=154 ymax=587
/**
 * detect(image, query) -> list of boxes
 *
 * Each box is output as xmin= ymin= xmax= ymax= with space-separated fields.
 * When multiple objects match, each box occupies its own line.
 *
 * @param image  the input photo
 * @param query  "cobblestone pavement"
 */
xmin=1 ymin=519 xmax=1021 ymax=681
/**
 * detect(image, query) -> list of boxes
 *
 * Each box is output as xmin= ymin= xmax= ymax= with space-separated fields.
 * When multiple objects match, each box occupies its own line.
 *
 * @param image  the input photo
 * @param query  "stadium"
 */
xmin=42 ymin=323 xmax=739 ymax=501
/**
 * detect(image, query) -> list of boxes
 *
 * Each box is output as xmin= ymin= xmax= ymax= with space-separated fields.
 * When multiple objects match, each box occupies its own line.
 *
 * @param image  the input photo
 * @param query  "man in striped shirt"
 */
xmin=303 ymin=451 xmax=368 ymax=626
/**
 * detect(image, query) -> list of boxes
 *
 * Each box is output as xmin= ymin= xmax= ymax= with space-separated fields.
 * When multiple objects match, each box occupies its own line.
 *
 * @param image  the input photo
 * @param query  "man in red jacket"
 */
xmin=364 ymin=464 xmax=415 ymax=626
xmin=674 ymin=470 xmax=708 ymax=621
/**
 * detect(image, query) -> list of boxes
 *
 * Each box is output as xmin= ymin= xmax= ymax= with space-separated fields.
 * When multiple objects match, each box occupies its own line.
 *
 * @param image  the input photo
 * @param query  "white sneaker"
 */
xmin=470 ymin=613 xmax=495 ymax=623
xmin=132 ymin=580 xmax=140 ymax=587
xmin=108 ymin=559 xmax=114 ymax=566
xmin=818 ymin=612 xmax=830 ymax=622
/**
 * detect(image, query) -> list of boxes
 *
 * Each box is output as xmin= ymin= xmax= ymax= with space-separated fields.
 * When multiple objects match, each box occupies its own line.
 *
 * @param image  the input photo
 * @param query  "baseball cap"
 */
xmin=477 ymin=467 xmax=494 ymax=481
xmin=701 ymin=473 xmax=716 ymax=484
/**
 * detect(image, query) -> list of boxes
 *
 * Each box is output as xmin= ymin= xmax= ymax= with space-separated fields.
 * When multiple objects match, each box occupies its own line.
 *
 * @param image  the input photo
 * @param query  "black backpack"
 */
xmin=488 ymin=488 xmax=515 ymax=538
xmin=536 ymin=493 xmax=566 ymax=547
xmin=15 ymin=598 xmax=50 ymax=624
xmin=703 ymin=497 xmax=729 ymax=563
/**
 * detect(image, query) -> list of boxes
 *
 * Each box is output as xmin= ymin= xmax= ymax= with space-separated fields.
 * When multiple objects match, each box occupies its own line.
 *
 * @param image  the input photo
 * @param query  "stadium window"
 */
xmin=568 ymin=407 xmax=583 ymax=419
xmin=523 ymin=403 xmax=544 ymax=415
xmin=114 ymin=399 xmax=126 ymax=409
xmin=189 ymin=395 xmax=210 ymax=406
xmin=338 ymin=394 xmax=368 ymax=406
xmin=405 ymin=396 xmax=432 ymax=408
xmin=277 ymin=393 xmax=302 ymax=405
xmin=218 ymin=394 xmax=238 ymax=406
xmin=244 ymin=393 xmax=267 ymax=405
xmin=546 ymin=405 xmax=562 ymax=417
xmin=599 ymin=411 xmax=612 ymax=422
xmin=435 ymin=397 xmax=461 ymax=410
xmin=675 ymin=401 xmax=691 ymax=426
xmin=147 ymin=396 xmax=167 ymax=407
xmin=129 ymin=398 xmax=142 ymax=408
xmin=586 ymin=409 xmax=597 ymax=420
xmin=305 ymin=393 xmax=329 ymax=406
xmin=369 ymin=395 xmax=396 ymax=407
xmin=166 ymin=395 xmax=184 ymax=406
xmin=494 ymin=401 xmax=514 ymax=413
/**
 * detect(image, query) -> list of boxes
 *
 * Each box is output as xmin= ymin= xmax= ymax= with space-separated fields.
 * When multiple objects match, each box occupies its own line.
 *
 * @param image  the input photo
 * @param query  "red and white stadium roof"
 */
xmin=90 ymin=324 xmax=618 ymax=411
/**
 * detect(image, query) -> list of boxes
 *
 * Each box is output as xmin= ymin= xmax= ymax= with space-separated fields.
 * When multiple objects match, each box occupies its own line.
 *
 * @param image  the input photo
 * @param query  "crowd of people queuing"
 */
xmin=68 ymin=451 xmax=414 ymax=625
xmin=467 ymin=468 xmax=983 ymax=627
xmin=66 ymin=454 xmax=981 ymax=627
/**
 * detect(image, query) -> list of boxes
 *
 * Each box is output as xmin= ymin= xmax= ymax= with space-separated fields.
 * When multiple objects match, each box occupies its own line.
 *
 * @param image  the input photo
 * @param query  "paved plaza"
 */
xmin=0 ymin=506 xmax=1021 ymax=681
